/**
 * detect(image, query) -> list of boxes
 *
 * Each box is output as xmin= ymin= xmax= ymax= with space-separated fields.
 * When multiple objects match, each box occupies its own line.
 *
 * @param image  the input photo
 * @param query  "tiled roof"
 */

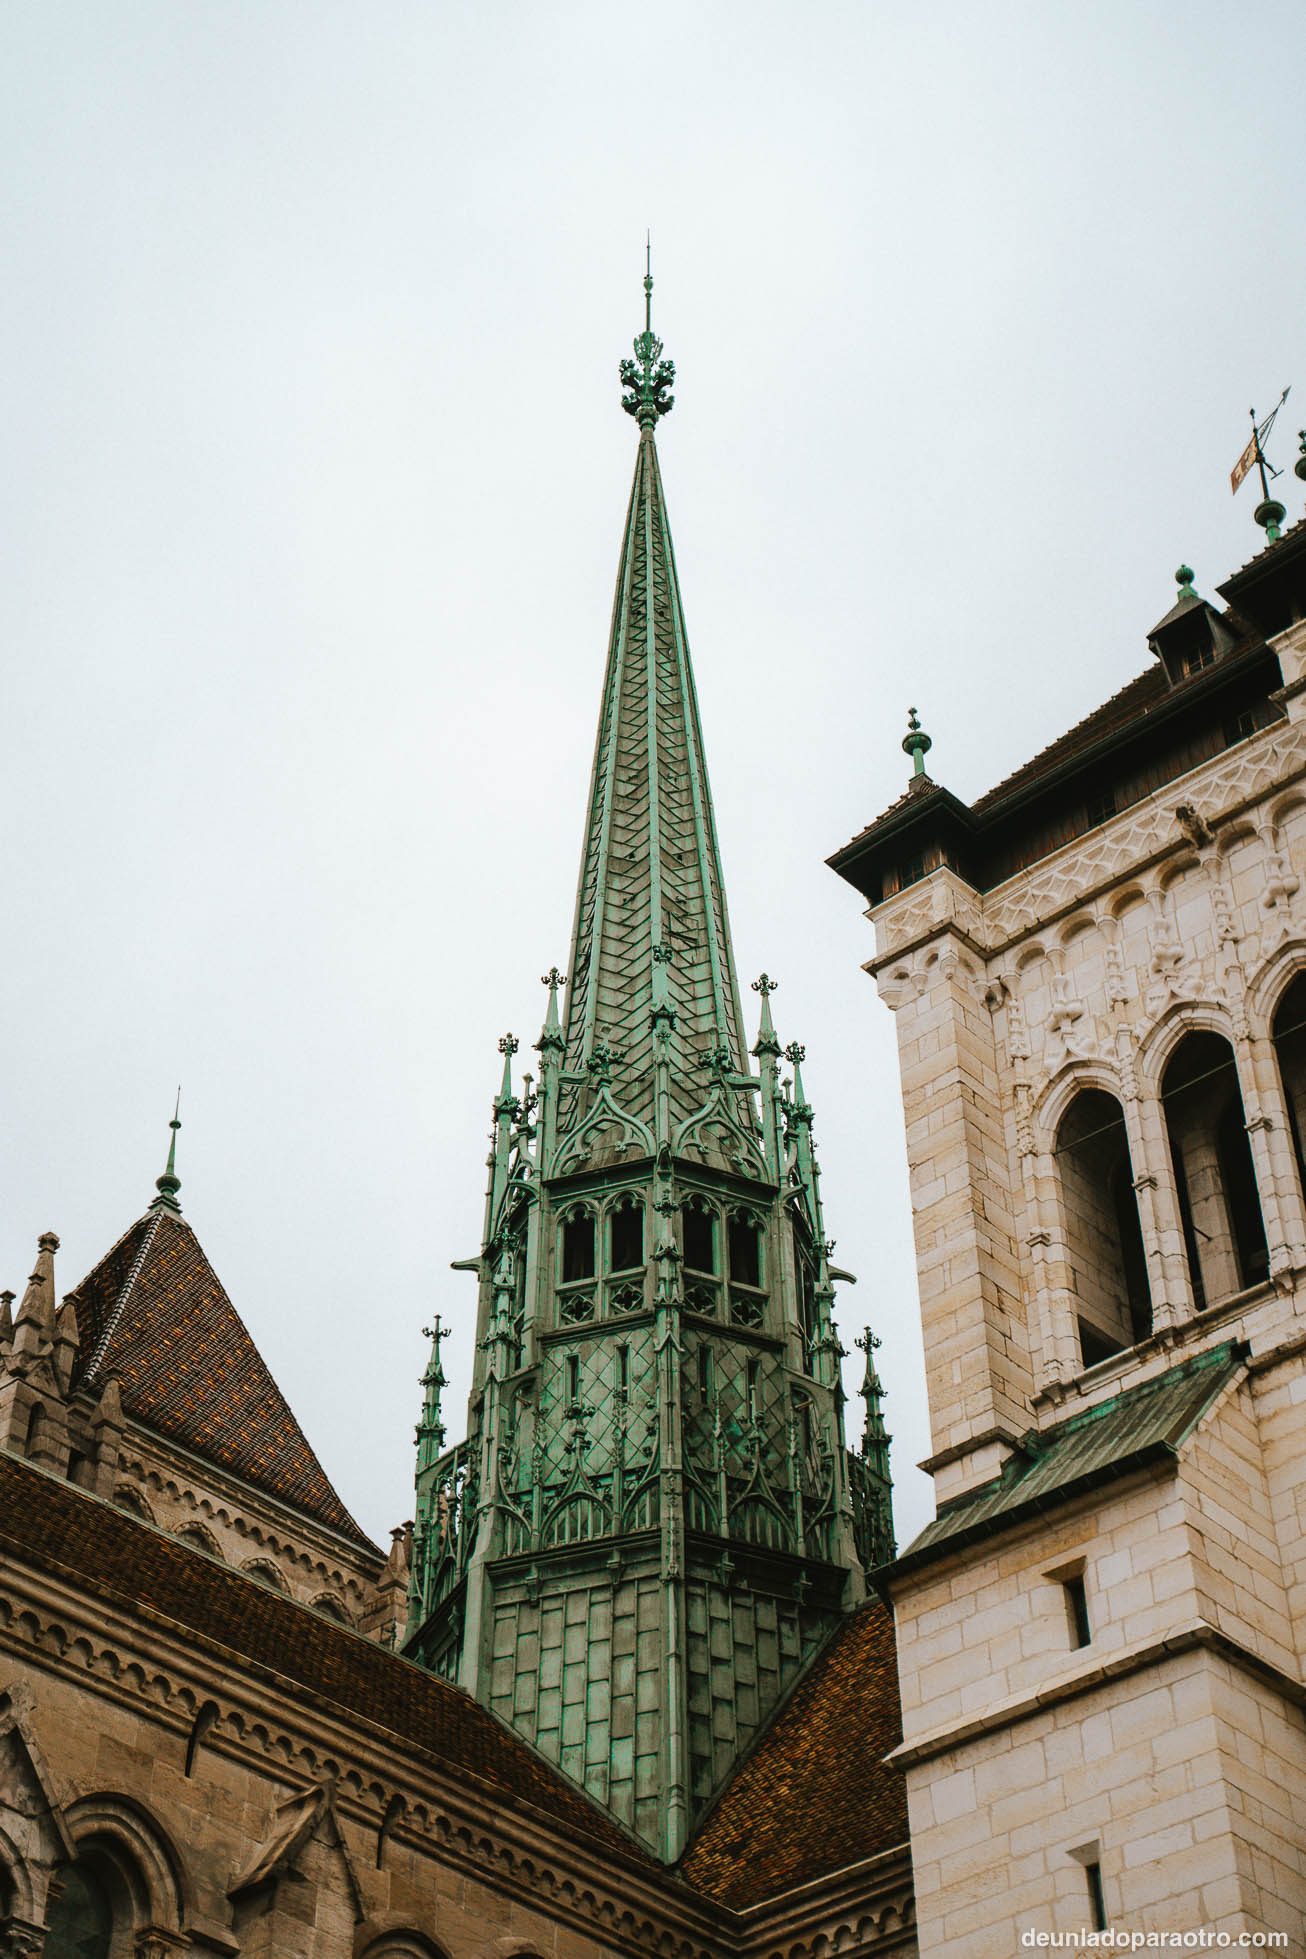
xmin=0 ymin=1453 xmax=656 ymax=1868
xmin=680 ymin=1600 xmax=907 ymax=1908
xmin=896 ymin=1341 xmax=1243 ymax=1575
xmin=66 ymin=1211 xmax=376 ymax=1552
xmin=969 ymin=664 xmax=1169 ymax=813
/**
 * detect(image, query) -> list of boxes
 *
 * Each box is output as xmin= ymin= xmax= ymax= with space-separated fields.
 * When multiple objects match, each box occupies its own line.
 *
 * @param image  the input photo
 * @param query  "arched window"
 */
xmin=1272 ymin=971 xmax=1306 ymax=1197
xmin=608 ymin=1196 xmax=644 ymax=1273
xmin=241 ymin=1558 xmax=289 ymax=1593
xmin=682 ymin=1199 xmax=716 ymax=1274
xmin=1163 ymin=1031 xmax=1268 ymax=1309
xmin=310 ymin=1591 xmax=351 ymax=1624
xmin=1055 ymin=1089 xmax=1152 ymax=1365
xmin=43 ymin=1853 xmax=122 ymax=1959
xmin=560 ymin=1208 xmax=596 ymax=1283
xmin=175 ymin=1523 xmax=223 ymax=1561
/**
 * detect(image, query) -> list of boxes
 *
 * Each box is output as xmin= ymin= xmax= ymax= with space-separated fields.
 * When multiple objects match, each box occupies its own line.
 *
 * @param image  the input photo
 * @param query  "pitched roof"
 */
xmin=558 ymin=426 xmax=753 ymax=1161
xmin=65 ymin=1210 xmax=375 ymax=1552
xmin=679 ymin=1600 xmax=907 ymax=1909
xmin=895 ymin=1341 xmax=1243 ymax=1576
xmin=0 ymin=1453 xmax=656 ymax=1870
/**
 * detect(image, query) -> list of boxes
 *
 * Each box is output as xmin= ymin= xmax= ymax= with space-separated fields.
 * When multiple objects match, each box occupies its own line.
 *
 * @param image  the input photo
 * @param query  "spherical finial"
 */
xmin=1255 ymin=497 xmax=1287 ymax=544
xmin=1175 ymin=565 xmax=1196 ymax=597
xmin=1296 ymin=430 xmax=1306 ymax=486
xmin=902 ymin=706 xmax=933 ymax=780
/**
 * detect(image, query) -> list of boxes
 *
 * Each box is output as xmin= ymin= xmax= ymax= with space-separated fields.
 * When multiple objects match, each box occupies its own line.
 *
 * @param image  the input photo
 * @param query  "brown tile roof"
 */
xmin=969 ymin=664 xmax=1167 ymax=814
xmin=0 ymin=1452 xmax=656 ymax=1870
xmin=680 ymin=1600 xmax=908 ymax=1909
xmin=66 ymin=1211 xmax=375 ymax=1552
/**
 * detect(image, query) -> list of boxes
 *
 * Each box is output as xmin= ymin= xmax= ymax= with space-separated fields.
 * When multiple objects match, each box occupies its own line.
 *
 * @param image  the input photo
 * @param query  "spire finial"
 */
xmin=1175 ymin=564 xmax=1198 ymax=602
xmin=150 ymin=1088 xmax=183 ymax=1214
xmin=1296 ymin=430 xmax=1306 ymax=486
xmin=620 ymin=247 xmax=675 ymax=431
xmin=902 ymin=707 xmax=932 ymax=781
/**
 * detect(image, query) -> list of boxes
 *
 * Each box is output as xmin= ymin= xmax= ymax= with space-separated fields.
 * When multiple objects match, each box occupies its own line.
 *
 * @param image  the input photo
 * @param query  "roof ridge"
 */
xmin=81 ymin=1210 xmax=163 ymax=1385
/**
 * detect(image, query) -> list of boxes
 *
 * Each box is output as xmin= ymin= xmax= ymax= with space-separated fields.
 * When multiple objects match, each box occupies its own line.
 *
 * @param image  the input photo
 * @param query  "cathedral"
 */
xmin=2 ymin=278 xmax=1305 ymax=1955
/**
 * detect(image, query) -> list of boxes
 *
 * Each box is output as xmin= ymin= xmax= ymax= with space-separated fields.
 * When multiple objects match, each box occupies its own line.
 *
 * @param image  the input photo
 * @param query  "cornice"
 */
xmin=889 ymin=1617 xmax=1305 ymax=1772
xmin=0 ymin=1550 xmax=727 ymax=1959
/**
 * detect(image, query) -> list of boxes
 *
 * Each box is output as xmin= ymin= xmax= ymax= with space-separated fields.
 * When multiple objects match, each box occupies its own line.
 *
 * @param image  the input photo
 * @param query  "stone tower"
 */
xmin=406 ymin=275 xmax=888 ymax=1862
xmin=832 ymin=463 xmax=1306 ymax=1946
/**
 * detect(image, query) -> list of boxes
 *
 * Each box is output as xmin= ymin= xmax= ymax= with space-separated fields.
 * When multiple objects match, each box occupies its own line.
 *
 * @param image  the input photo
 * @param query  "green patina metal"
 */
xmin=149 ymin=1090 xmax=183 ymax=1215
xmin=406 ymin=274 xmax=893 ymax=1863
xmin=902 ymin=706 xmax=931 ymax=779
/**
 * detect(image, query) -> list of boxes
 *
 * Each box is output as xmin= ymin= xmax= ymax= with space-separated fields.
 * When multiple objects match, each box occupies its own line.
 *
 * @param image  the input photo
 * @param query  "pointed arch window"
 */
xmin=727 ymin=1208 xmax=766 ymax=1328
xmin=560 ymin=1207 xmax=596 ymax=1283
xmin=682 ymin=1195 xmax=721 ymax=1317
xmin=1055 ymin=1088 xmax=1151 ymax=1366
xmin=1272 ymin=972 xmax=1306 ymax=1200
xmin=1162 ymin=1031 xmax=1268 ymax=1308
xmin=608 ymin=1195 xmax=644 ymax=1273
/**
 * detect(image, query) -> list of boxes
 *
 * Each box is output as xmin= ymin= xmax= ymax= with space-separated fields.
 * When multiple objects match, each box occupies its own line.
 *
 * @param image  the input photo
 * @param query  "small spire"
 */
xmin=0 ymin=1289 xmax=14 ymax=1345
xmin=620 ymin=245 xmax=676 ymax=431
xmin=13 ymin=1233 xmax=59 ymax=1354
xmin=496 ymin=1034 xmax=519 ymax=1111
xmin=751 ymin=973 xmax=781 ymax=1056
xmin=902 ymin=707 xmax=932 ymax=784
xmin=150 ymin=1089 xmax=183 ymax=1214
xmin=417 ymin=1317 xmax=448 ymax=1464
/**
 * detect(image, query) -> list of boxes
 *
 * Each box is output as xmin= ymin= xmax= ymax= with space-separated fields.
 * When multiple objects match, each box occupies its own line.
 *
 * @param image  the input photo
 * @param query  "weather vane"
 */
xmin=620 ymin=235 xmax=676 ymax=430
xmin=1230 ymin=387 xmax=1291 ymax=542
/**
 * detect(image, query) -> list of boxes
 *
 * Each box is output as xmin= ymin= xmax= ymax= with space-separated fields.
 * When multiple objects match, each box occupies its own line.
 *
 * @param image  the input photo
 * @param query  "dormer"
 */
xmin=1147 ymin=565 xmax=1239 ymax=685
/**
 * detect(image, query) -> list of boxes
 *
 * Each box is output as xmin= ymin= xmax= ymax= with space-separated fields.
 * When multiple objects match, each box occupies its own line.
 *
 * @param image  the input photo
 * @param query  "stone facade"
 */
xmin=834 ymin=547 xmax=1306 ymax=1947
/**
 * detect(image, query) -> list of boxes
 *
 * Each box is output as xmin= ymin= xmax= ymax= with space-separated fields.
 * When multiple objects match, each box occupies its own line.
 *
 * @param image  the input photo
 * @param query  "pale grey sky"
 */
xmin=1 ymin=2 xmax=1303 ymax=1550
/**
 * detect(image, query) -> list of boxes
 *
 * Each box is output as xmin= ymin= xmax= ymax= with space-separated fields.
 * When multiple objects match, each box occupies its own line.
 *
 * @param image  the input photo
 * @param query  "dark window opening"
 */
xmin=728 ymin=1214 xmax=761 ymax=1289
xmin=561 ymin=1212 xmax=595 ymax=1282
xmin=1085 ymin=1859 xmax=1108 ymax=1933
xmin=617 ymin=1344 xmax=629 ymax=1394
xmin=1273 ymin=972 xmax=1306 ymax=1201
xmin=609 ymin=1201 xmax=644 ymax=1272
xmin=683 ymin=1204 xmax=716 ymax=1273
xmin=1085 ymin=788 xmax=1116 ymax=830
xmin=1223 ymin=709 xmax=1256 ymax=746
xmin=1179 ymin=645 xmax=1214 ymax=678
xmin=1077 ymin=1318 xmax=1124 ymax=1368
xmin=895 ymin=856 xmax=925 ymax=893
xmin=698 ymin=1347 xmax=713 ymax=1397
xmin=1164 ymin=1032 xmax=1268 ymax=1306
xmin=567 ymin=1354 xmax=580 ymax=1403
xmin=1064 ymin=1573 xmax=1092 ymax=1648
xmin=1056 ymin=1088 xmax=1152 ymax=1365
xmin=44 ymin=1856 xmax=118 ymax=1959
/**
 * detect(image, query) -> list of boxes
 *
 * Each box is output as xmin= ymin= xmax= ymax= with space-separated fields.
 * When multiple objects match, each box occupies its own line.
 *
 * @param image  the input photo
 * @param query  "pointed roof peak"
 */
xmin=149 ymin=1089 xmax=183 ymax=1215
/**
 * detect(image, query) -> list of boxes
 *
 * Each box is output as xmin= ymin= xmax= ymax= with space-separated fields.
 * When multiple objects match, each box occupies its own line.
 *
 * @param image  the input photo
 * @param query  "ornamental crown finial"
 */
xmin=619 ymin=239 xmax=675 ymax=431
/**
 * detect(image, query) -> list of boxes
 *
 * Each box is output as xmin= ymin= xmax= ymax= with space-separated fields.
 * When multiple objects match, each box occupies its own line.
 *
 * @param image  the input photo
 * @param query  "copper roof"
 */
xmin=680 ymin=1599 xmax=907 ymax=1908
xmin=66 ymin=1211 xmax=375 ymax=1552
xmin=0 ymin=1453 xmax=655 ymax=1867
xmin=896 ymin=1340 xmax=1243 ymax=1575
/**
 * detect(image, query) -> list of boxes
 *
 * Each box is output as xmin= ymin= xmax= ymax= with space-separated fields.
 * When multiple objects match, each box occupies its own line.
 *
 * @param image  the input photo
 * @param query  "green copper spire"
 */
xmin=854 ymin=1328 xmax=895 ymax=1567
xmin=149 ymin=1090 xmax=183 ymax=1214
xmin=407 ymin=277 xmax=886 ymax=1865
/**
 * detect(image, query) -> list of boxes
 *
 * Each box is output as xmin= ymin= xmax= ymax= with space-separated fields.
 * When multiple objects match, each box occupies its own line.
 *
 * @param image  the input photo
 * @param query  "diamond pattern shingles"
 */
xmin=680 ymin=1600 xmax=907 ymax=1909
xmin=66 ymin=1211 xmax=375 ymax=1551
xmin=559 ymin=429 xmax=751 ymax=1154
xmin=0 ymin=1453 xmax=655 ymax=1867
xmin=897 ymin=1341 xmax=1243 ymax=1575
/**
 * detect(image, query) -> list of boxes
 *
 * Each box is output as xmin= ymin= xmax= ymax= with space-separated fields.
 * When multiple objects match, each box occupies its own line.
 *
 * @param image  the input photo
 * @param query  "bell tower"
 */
xmin=405 ymin=270 xmax=890 ymax=1862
